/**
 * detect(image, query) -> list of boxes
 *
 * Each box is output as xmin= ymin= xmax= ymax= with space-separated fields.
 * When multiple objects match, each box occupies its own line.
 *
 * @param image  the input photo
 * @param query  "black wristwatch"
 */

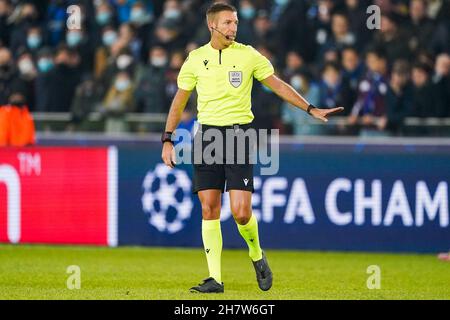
xmin=161 ymin=131 xmax=174 ymax=145
xmin=307 ymin=104 xmax=316 ymax=115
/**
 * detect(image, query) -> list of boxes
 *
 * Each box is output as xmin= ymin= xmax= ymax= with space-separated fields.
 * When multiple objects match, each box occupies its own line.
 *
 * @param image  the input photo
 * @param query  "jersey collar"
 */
xmin=207 ymin=41 xmax=237 ymax=52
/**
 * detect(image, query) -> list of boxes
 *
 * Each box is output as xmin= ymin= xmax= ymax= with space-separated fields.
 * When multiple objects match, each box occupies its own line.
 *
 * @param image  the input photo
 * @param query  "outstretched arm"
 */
xmin=261 ymin=74 xmax=344 ymax=122
xmin=161 ymin=88 xmax=192 ymax=168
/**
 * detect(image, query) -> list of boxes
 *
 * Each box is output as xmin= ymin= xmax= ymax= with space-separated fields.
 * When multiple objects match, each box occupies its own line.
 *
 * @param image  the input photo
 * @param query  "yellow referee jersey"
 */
xmin=177 ymin=41 xmax=274 ymax=126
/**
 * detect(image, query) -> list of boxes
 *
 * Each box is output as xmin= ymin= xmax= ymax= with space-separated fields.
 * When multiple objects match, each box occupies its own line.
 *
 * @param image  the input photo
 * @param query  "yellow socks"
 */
xmin=237 ymin=214 xmax=263 ymax=261
xmin=201 ymin=219 xmax=222 ymax=283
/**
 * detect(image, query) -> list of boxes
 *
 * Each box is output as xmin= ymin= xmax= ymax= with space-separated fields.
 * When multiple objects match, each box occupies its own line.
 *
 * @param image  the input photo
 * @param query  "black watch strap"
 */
xmin=307 ymin=104 xmax=316 ymax=115
xmin=161 ymin=131 xmax=174 ymax=144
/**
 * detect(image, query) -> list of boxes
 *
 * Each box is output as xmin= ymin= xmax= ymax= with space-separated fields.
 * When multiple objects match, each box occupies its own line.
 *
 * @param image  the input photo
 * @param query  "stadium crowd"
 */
xmin=0 ymin=0 xmax=449 ymax=137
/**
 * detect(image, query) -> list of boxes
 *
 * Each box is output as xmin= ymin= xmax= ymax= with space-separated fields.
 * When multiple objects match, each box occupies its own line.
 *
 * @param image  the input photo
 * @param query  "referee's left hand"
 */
xmin=310 ymin=107 xmax=345 ymax=123
xmin=162 ymin=142 xmax=176 ymax=169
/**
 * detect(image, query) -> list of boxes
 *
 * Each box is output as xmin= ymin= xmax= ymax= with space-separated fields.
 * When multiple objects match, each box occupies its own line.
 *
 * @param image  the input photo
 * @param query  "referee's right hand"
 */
xmin=162 ymin=142 xmax=176 ymax=169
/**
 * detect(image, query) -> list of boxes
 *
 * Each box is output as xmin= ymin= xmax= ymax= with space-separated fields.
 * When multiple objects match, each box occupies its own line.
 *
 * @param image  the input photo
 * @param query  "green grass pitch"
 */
xmin=0 ymin=244 xmax=449 ymax=300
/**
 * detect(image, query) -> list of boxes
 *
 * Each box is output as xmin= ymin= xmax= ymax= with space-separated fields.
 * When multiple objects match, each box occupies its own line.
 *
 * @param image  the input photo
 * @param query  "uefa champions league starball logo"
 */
xmin=141 ymin=164 xmax=193 ymax=234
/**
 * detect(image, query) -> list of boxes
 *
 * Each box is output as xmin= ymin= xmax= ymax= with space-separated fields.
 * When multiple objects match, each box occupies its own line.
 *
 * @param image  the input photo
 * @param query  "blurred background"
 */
xmin=0 ymin=0 xmax=449 ymax=139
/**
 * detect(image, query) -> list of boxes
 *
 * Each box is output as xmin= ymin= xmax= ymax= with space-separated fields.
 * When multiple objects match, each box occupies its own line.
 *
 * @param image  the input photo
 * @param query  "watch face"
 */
xmin=161 ymin=132 xmax=172 ymax=143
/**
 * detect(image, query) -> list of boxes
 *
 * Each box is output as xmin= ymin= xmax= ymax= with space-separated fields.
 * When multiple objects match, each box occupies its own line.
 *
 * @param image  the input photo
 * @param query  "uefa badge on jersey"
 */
xmin=229 ymin=71 xmax=242 ymax=88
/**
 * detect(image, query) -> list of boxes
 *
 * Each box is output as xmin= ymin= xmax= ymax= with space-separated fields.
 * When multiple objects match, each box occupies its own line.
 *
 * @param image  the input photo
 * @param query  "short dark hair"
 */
xmin=412 ymin=61 xmax=432 ymax=75
xmin=341 ymin=45 xmax=358 ymax=55
xmin=322 ymin=61 xmax=341 ymax=74
xmin=392 ymin=59 xmax=410 ymax=76
xmin=365 ymin=46 xmax=386 ymax=60
xmin=206 ymin=2 xmax=237 ymax=22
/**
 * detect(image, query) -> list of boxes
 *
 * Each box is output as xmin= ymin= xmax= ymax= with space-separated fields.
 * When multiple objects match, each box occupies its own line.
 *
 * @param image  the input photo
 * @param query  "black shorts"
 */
xmin=192 ymin=122 xmax=255 ymax=194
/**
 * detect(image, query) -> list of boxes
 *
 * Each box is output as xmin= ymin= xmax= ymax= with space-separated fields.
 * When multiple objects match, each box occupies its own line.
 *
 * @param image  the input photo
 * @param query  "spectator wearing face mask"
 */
xmin=235 ymin=0 xmax=256 ymax=45
xmin=94 ymin=25 xmax=119 ymax=79
xmin=97 ymin=47 xmax=137 ymax=99
xmin=100 ymin=71 xmax=135 ymax=134
xmin=35 ymin=47 xmax=55 ymax=111
xmin=95 ymin=1 xmax=116 ymax=28
xmin=113 ymin=0 xmax=154 ymax=25
xmin=129 ymin=1 xmax=154 ymax=61
xmin=24 ymin=25 xmax=44 ymax=57
xmin=93 ymin=1 xmax=117 ymax=44
xmin=135 ymin=46 xmax=168 ymax=115
xmin=281 ymin=71 xmax=320 ymax=135
xmin=159 ymin=0 xmax=183 ymax=27
xmin=9 ymin=3 xmax=40 ymax=55
xmin=14 ymin=51 xmax=37 ymax=111
xmin=38 ymin=45 xmax=82 ymax=112
xmin=65 ymin=28 xmax=94 ymax=76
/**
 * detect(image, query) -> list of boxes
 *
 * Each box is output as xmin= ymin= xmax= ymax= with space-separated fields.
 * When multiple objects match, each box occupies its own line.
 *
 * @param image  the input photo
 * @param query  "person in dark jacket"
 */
xmin=36 ymin=45 xmax=82 ymax=112
xmin=385 ymin=60 xmax=413 ymax=135
xmin=135 ymin=45 xmax=168 ymax=114
xmin=431 ymin=53 xmax=450 ymax=117
xmin=0 ymin=46 xmax=18 ymax=105
xmin=35 ymin=47 xmax=55 ymax=112
xmin=347 ymin=47 xmax=389 ymax=136
xmin=411 ymin=62 xmax=436 ymax=117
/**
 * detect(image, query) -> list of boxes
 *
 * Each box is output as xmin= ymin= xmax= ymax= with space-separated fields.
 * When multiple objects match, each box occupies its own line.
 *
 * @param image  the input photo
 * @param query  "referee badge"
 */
xmin=229 ymin=71 xmax=242 ymax=88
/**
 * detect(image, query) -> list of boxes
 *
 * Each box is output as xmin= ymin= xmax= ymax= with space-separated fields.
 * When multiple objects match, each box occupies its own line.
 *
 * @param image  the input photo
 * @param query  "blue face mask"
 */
xmin=27 ymin=34 xmax=42 ymax=49
xmin=130 ymin=8 xmax=146 ymax=22
xmin=37 ymin=58 xmax=54 ymax=73
xmin=240 ymin=7 xmax=255 ymax=20
xmin=164 ymin=9 xmax=181 ymax=20
xmin=275 ymin=0 xmax=289 ymax=5
xmin=102 ymin=31 xmax=117 ymax=47
xmin=115 ymin=78 xmax=131 ymax=91
xmin=96 ymin=11 xmax=111 ymax=25
xmin=67 ymin=32 xmax=82 ymax=47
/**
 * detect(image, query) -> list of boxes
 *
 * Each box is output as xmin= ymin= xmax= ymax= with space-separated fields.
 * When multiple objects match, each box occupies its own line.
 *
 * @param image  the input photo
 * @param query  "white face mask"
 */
xmin=18 ymin=59 xmax=35 ymax=75
xmin=116 ymin=55 xmax=133 ymax=69
xmin=151 ymin=56 xmax=167 ymax=67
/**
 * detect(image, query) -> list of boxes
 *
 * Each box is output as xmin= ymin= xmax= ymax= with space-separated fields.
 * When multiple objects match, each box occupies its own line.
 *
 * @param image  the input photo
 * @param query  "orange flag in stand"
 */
xmin=0 ymin=105 xmax=36 ymax=147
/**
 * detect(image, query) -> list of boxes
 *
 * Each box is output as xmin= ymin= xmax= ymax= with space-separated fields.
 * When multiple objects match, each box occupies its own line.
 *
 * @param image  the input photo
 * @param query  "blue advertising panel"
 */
xmin=118 ymin=141 xmax=450 ymax=253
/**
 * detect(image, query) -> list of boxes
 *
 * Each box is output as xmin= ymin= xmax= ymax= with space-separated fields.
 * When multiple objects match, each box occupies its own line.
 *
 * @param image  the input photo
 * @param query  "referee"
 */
xmin=161 ymin=2 xmax=344 ymax=293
